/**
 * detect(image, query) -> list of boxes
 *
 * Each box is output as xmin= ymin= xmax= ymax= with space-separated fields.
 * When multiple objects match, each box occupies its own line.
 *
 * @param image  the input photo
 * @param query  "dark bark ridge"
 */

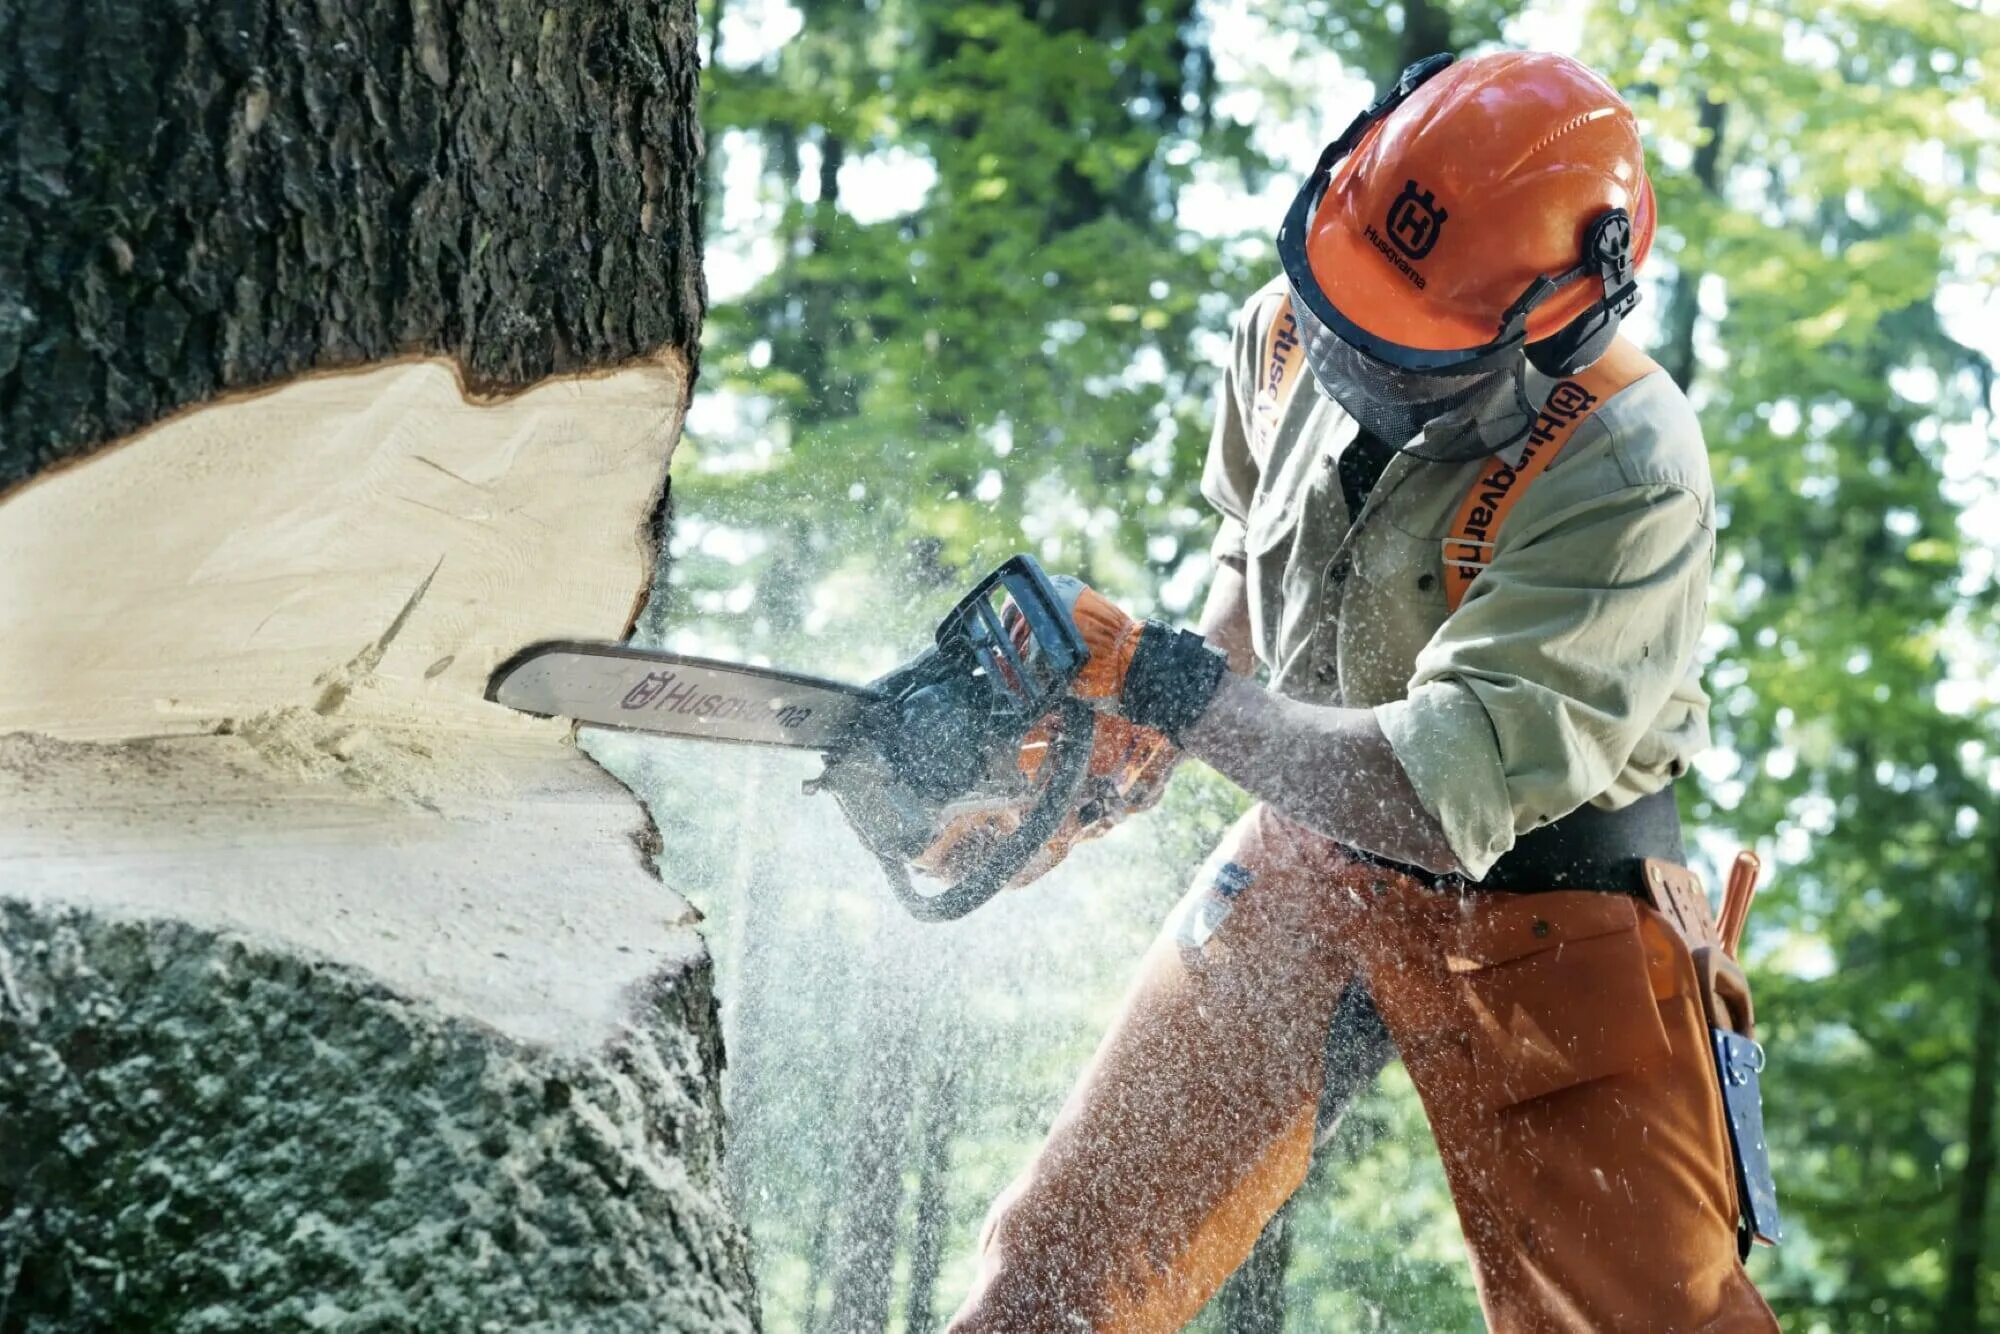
xmin=0 ymin=0 xmax=705 ymax=489
xmin=0 ymin=902 xmax=757 ymax=1331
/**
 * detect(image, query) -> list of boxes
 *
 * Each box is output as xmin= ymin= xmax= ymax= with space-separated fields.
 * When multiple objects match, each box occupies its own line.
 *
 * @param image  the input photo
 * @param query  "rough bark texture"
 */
xmin=0 ymin=0 xmax=704 ymax=488
xmin=0 ymin=903 xmax=750 ymax=1331
xmin=1940 ymin=844 xmax=2000 ymax=1331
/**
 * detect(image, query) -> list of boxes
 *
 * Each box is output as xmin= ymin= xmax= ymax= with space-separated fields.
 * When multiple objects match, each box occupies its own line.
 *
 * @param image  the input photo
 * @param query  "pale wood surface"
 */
xmin=1 ymin=356 xmax=685 ymax=742
xmin=0 ymin=730 xmax=703 ymax=1052
xmin=1 ymin=356 xmax=701 ymax=1049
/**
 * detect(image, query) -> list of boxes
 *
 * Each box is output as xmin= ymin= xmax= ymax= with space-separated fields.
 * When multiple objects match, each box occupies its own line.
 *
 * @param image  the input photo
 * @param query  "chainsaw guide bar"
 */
xmin=486 ymin=555 xmax=1096 ymax=922
xmin=486 ymin=641 xmax=880 ymax=750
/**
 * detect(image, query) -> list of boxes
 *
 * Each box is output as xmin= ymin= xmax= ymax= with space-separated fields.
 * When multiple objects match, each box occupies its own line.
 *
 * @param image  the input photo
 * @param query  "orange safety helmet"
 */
xmin=1278 ymin=51 xmax=1654 ymax=383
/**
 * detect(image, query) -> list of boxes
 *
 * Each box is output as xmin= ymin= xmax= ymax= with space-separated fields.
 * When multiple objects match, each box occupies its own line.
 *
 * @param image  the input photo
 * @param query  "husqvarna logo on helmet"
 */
xmin=1386 ymin=180 xmax=1447 ymax=260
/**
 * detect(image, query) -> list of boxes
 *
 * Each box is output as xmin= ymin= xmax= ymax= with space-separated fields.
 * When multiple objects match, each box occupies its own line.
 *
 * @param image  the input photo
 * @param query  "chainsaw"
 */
xmin=486 ymin=555 xmax=1174 ymax=921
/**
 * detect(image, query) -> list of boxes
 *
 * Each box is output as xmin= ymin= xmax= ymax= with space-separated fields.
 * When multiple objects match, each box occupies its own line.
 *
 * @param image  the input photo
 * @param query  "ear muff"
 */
xmin=1527 ymin=309 xmax=1619 ymax=377
xmin=1528 ymin=209 xmax=1642 ymax=377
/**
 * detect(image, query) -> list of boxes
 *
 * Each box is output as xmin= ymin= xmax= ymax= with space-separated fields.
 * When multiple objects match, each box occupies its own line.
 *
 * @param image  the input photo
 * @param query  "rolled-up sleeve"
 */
xmin=1201 ymin=305 xmax=1262 ymax=563
xmin=1374 ymin=480 xmax=1713 ymax=878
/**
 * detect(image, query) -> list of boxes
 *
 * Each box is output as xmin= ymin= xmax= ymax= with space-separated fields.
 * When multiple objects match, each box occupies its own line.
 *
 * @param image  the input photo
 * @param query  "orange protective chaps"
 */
xmin=947 ymin=805 xmax=1777 ymax=1332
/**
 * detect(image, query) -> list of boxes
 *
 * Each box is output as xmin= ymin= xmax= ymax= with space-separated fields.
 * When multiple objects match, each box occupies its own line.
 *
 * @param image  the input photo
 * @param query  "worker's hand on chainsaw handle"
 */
xmin=1067 ymin=586 xmax=1147 ymax=700
xmin=1063 ymin=584 xmax=1231 ymax=744
xmin=1005 ymin=583 xmax=1186 ymax=812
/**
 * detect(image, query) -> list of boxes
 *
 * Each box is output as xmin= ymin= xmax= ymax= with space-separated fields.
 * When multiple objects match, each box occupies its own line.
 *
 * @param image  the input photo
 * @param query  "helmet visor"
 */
xmin=1278 ymin=147 xmax=1552 ymax=461
xmin=1289 ymin=282 xmax=1537 ymax=462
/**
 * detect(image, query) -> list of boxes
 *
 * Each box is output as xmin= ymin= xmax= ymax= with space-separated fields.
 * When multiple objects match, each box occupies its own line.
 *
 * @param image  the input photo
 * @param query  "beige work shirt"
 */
xmin=1201 ymin=277 xmax=1713 ymax=879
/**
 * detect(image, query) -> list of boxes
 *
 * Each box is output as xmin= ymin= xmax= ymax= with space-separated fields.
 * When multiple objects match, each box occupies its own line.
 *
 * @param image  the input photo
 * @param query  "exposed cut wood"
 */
xmin=0 ymin=358 xmax=712 ymax=1052
xmin=0 ymin=728 xmax=703 ymax=1052
xmin=0 ymin=352 xmax=706 ymax=1042
xmin=1 ymin=356 xmax=686 ymax=745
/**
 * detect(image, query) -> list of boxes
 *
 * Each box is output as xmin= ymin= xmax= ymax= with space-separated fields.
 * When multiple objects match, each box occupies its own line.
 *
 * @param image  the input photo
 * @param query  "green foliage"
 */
xmin=1589 ymin=1 xmax=2000 ymax=1327
xmin=684 ymin=0 xmax=1254 ymax=650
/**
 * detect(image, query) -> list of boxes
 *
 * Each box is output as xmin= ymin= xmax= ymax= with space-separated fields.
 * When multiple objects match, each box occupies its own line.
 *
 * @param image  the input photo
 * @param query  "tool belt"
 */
xmin=1354 ymin=785 xmax=1783 ymax=1256
xmin=1364 ymin=785 xmax=1686 ymax=898
xmin=1464 ymin=786 xmax=1685 ymax=896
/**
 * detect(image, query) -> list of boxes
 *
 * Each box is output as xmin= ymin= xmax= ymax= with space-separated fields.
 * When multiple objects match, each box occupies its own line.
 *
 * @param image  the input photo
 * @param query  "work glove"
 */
xmin=1004 ymin=583 xmax=1188 ymax=811
xmin=1063 ymin=583 xmax=1230 ymax=745
xmin=915 ymin=586 xmax=1192 ymax=893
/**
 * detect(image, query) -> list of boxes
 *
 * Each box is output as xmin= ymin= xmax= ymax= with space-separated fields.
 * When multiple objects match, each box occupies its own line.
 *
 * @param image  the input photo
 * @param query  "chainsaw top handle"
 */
xmin=936 ymin=554 xmax=1089 ymax=718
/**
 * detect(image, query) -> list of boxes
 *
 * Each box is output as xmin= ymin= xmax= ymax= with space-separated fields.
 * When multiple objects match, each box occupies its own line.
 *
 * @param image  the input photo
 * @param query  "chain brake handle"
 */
xmin=935 ymin=554 xmax=1089 ymax=715
xmin=881 ymin=555 xmax=1096 ymax=922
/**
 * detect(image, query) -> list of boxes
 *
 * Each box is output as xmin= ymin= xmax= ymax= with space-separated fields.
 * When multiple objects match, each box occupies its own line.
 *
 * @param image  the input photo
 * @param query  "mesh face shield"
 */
xmin=1290 ymin=293 xmax=1537 ymax=463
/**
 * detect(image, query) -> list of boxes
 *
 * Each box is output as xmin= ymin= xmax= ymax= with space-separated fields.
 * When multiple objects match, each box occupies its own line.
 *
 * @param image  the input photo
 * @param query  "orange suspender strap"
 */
xmin=1442 ymin=339 xmax=1662 ymax=612
xmin=1251 ymin=295 xmax=1306 ymax=452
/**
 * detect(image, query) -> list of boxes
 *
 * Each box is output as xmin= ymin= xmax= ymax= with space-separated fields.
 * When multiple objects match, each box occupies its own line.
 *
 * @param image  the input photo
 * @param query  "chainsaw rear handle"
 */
xmin=877 ymin=698 xmax=1098 ymax=922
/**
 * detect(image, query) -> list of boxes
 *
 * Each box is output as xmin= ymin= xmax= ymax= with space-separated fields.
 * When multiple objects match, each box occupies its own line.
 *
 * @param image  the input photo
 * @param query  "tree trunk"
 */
xmin=1660 ymin=95 xmax=1728 ymax=392
xmin=905 ymin=1061 xmax=965 ymax=1334
xmin=1396 ymin=0 xmax=1454 ymax=76
xmin=1217 ymin=1204 xmax=1292 ymax=1333
xmin=822 ymin=987 xmax=921 ymax=1334
xmin=801 ymin=1187 xmax=839 ymax=1334
xmin=0 ymin=2 xmax=754 ymax=1328
xmin=1940 ymin=834 xmax=2000 ymax=1330
xmin=2 ymin=0 xmax=704 ymax=486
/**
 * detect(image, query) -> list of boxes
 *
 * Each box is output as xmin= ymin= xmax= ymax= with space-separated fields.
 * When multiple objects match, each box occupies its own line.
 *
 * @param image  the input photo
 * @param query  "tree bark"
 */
xmin=0 ymin=1 xmax=754 ymax=1328
xmin=1940 ymin=833 xmax=2000 ymax=1330
xmin=1217 ymin=1203 xmax=1292 ymax=1333
xmin=1660 ymin=95 xmax=1728 ymax=393
xmin=2 ymin=0 xmax=703 ymax=489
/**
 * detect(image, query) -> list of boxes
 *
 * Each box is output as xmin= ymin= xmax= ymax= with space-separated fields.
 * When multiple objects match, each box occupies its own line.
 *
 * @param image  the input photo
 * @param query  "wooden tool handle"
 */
xmin=1720 ymin=850 xmax=1761 ymax=958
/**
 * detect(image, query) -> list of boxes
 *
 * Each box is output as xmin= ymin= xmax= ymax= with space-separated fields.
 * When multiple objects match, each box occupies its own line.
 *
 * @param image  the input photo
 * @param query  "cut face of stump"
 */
xmin=1 ymin=357 xmax=702 ymax=1050
xmin=0 ymin=0 xmax=754 ymax=1325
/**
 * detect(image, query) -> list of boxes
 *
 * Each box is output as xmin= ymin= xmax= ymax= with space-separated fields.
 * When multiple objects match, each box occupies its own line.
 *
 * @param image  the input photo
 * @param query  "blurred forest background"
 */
xmin=589 ymin=0 xmax=2000 ymax=1329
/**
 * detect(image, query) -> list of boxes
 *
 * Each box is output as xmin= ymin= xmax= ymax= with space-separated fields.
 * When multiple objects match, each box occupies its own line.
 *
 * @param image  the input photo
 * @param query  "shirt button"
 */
xmin=1330 ymin=559 xmax=1352 ymax=584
